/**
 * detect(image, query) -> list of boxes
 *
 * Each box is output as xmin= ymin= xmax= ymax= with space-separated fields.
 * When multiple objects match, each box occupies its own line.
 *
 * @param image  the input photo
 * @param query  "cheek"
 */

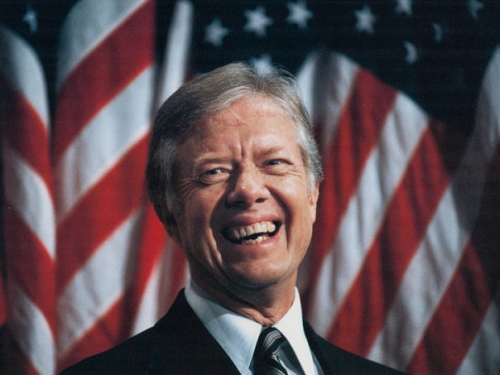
xmin=177 ymin=210 xmax=220 ymax=271
xmin=280 ymin=180 xmax=314 ymax=217
xmin=180 ymin=193 xmax=222 ymax=245
xmin=289 ymin=191 xmax=317 ymax=244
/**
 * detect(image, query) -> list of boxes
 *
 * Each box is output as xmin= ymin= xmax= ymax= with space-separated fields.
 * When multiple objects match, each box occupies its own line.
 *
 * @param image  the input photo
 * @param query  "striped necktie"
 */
xmin=253 ymin=327 xmax=289 ymax=375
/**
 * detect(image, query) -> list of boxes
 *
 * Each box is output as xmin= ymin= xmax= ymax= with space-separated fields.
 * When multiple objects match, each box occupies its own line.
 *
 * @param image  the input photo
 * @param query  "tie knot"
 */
xmin=253 ymin=327 xmax=288 ymax=375
xmin=256 ymin=327 xmax=286 ymax=357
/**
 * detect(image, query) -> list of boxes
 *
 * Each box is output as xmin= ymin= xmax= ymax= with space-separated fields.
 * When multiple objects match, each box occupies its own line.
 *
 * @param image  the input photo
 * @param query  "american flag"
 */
xmin=0 ymin=1 xmax=499 ymax=374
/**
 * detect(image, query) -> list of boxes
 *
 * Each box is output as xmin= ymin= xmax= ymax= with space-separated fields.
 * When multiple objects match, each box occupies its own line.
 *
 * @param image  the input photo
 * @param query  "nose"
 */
xmin=225 ymin=165 xmax=270 ymax=208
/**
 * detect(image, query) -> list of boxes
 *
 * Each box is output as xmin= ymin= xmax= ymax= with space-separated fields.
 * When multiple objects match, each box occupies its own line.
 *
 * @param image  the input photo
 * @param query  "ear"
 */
xmin=154 ymin=204 xmax=182 ymax=245
xmin=309 ymin=183 xmax=320 ymax=223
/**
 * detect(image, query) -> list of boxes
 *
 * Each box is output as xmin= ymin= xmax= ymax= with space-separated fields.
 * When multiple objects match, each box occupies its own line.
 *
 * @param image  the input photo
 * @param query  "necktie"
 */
xmin=253 ymin=327 xmax=289 ymax=375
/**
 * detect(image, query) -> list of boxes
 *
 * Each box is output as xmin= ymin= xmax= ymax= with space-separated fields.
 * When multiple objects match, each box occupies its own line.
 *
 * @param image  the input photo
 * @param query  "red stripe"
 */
xmin=0 ymin=77 xmax=52 ymax=191
xmin=165 ymin=244 xmax=189 ymax=310
xmin=327 ymin=120 xmax=467 ymax=355
xmin=407 ymin=143 xmax=500 ymax=375
xmin=122 ymin=200 xmax=168 ymax=334
xmin=3 ymin=209 xmax=56 ymax=333
xmin=58 ymin=236 xmax=186 ymax=372
xmin=57 ymin=296 xmax=127 ymax=372
xmin=303 ymin=68 xmax=397 ymax=311
xmin=53 ymin=0 xmax=154 ymax=162
xmin=407 ymin=243 xmax=491 ymax=375
xmin=56 ymin=136 xmax=148 ymax=292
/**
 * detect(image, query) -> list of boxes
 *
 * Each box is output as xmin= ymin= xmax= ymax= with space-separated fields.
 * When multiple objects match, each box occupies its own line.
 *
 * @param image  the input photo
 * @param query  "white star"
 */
xmin=404 ymin=41 xmax=418 ymax=64
xmin=355 ymin=5 xmax=376 ymax=34
xmin=395 ymin=0 xmax=412 ymax=16
xmin=23 ymin=3 xmax=38 ymax=34
xmin=287 ymin=1 xmax=313 ymax=29
xmin=432 ymin=23 xmax=443 ymax=43
xmin=468 ymin=0 xmax=484 ymax=20
xmin=250 ymin=54 xmax=274 ymax=74
xmin=244 ymin=6 xmax=273 ymax=37
xmin=204 ymin=18 xmax=229 ymax=47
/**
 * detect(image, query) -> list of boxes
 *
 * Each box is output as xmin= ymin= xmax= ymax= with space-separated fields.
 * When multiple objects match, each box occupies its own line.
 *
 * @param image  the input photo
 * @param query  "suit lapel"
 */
xmin=146 ymin=290 xmax=241 ymax=375
xmin=303 ymin=318 xmax=343 ymax=375
xmin=303 ymin=319 xmax=407 ymax=375
xmin=145 ymin=290 xmax=395 ymax=375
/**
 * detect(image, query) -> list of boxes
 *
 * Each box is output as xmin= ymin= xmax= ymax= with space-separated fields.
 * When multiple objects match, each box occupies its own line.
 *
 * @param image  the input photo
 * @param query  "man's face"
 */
xmin=168 ymin=95 xmax=319 ymax=296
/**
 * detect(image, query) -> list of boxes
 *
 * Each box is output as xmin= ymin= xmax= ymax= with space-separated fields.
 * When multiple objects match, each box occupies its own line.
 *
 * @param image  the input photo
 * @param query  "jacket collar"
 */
xmin=146 ymin=290 xmax=241 ymax=375
xmin=147 ymin=290 xmax=338 ymax=375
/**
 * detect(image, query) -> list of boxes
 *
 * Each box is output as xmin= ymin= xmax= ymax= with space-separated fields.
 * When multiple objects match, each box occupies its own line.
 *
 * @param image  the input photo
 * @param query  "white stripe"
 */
xmin=55 ymin=67 xmax=153 ymax=221
xmin=8 ymin=281 xmax=55 ymax=375
xmin=156 ymin=0 xmax=193 ymax=105
xmin=296 ymin=52 xmax=318 ymax=117
xmin=3 ymin=146 xmax=55 ymax=258
xmin=131 ymin=258 xmax=163 ymax=335
xmin=131 ymin=0 xmax=194 ymax=331
xmin=369 ymin=46 xmax=500 ymax=369
xmin=474 ymin=46 xmax=500 ymax=155
xmin=367 ymin=189 xmax=470 ymax=369
xmin=456 ymin=290 xmax=500 ymax=375
xmin=131 ymin=240 xmax=189 ymax=334
xmin=315 ymin=53 xmax=358 ymax=149
xmin=309 ymin=92 xmax=428 ymax=336
xmin=57 ymin=0 xmax=148 ymax=89
xmin=296 ymin=51 xmax=331 ymax=293
xmin=297 ymin=53 xmax=358 ymax=294
xmin=57 ymin=210 xmax=142 ymax=357
xmin=156 ymin=242 xmax=190 ymax=313
xmin=307 ymin=250 xmax=335 ymax=337
xmin=0 ymin=25 xmax=49 ymax=129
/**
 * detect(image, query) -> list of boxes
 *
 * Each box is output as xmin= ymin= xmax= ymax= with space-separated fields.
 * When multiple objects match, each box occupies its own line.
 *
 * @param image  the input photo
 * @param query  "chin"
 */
xmin=225 ymin=266 xmax=291 ymax=292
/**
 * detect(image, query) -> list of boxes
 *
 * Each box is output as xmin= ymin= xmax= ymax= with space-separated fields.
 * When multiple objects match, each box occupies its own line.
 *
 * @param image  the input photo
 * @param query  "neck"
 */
xmin=191 ymin=273 xmax=297 ymax=326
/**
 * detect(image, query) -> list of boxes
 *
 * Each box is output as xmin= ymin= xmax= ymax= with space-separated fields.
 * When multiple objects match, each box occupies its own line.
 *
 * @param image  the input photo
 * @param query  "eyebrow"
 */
xmin=189 ymin=144 xmax=294 ymax=172
xmin=260 ymin=146 xmax=285 ymax=155
xmin=190 ymin=155 xmax=232 ymax=171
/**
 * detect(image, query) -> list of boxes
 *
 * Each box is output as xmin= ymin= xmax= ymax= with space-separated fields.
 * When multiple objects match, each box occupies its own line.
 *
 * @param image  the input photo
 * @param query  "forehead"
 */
xmin=176 ymin=96 xmax=302 ymax=164
xmin=197 ymin=95 xmax=296 ymax=138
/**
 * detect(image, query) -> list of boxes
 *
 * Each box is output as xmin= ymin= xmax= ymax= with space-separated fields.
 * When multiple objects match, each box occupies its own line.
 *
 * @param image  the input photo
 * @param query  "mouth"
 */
xmin=223 ymin=221 xmax=280 ymax=245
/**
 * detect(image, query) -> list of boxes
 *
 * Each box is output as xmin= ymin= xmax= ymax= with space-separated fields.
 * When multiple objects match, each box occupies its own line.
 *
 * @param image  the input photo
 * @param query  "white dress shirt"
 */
xmin=185 ymin=279 xmax=323 ymax=375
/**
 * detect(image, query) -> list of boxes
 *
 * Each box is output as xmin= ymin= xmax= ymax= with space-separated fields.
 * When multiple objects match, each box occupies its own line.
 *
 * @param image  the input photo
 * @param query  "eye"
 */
xmin=266 ymin=159 xmax=291 ymax=168
xmin=266 ymin=159 xmax=282 ymax=166
xmin=198 ymin=168 xmax=229 ymax=184
xmin=263 ymin=159 xmax=291 ymax=175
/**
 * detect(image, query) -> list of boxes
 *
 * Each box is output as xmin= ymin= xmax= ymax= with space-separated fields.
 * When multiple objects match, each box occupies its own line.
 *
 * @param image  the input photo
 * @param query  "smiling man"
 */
xmin=60 ymin=63 xmax=407 ymax=375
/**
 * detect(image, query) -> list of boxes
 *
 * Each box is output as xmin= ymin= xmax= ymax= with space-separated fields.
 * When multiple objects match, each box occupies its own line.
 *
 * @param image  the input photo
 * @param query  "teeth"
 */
xmin=254 ymin=222 xmax=263 ymax=233
xmin=228 ymin=221 xmax=277 ymax=241
xmin=267 ymin=222 xmax=276 ymax=233
xmin=242 ymin=235 xmax=266 ymax=245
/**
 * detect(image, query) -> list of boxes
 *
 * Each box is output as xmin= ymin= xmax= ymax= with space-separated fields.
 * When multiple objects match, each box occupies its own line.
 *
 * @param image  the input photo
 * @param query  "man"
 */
xmin=60 ymin=63 xmax=406 ymax=374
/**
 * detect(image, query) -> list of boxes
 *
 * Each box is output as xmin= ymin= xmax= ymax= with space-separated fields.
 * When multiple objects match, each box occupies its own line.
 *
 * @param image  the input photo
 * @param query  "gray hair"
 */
xmin=146 ymin=62 xmax=323 ymax=217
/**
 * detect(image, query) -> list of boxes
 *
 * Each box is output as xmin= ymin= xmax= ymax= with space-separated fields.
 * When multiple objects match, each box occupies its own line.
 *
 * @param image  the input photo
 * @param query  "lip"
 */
xmin=222 ymin=221 xmax=280 ymax=244
xmin=219 ymin=215 xmax=282 ymax=245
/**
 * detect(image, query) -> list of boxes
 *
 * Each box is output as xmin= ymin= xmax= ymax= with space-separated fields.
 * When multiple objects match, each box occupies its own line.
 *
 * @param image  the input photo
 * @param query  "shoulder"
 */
xmin=58 ymin=291 xmax=195 ymax=375
xmin=58 ymin=291 xmax=237 ymax=375
xmin=304 ymin=320 xmax=408 ymax=375
xmin=58 ymin=328 xmax=159 ymax=375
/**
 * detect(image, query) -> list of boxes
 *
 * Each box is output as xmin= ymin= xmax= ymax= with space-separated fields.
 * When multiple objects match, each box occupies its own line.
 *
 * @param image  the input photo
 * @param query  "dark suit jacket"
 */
xmin=60 ymin=290 xmax=407 ymax=375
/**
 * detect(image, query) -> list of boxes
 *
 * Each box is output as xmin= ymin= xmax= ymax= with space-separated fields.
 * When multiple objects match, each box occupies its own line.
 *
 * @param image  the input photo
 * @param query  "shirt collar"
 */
xmin=185 ymin=279 xmax=316 ymax=375
xmin=274 ymin=295 xmax=316 ymax=375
